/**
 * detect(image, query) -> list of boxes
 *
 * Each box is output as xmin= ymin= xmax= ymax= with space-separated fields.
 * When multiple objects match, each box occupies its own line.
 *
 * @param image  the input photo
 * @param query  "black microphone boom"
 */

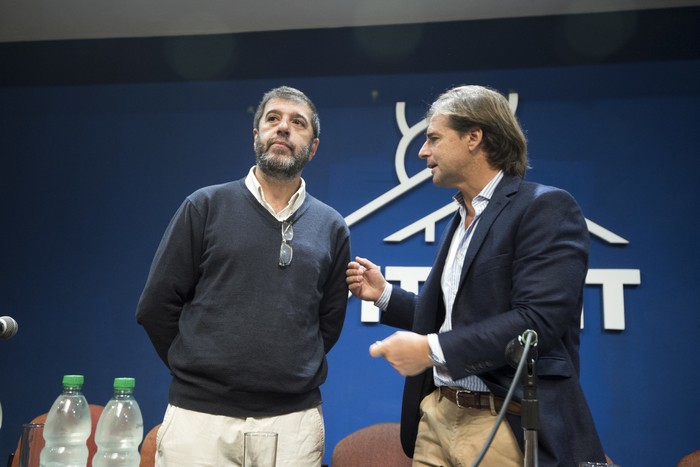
xmin=0 ymin=316 xmax=19 ymax=339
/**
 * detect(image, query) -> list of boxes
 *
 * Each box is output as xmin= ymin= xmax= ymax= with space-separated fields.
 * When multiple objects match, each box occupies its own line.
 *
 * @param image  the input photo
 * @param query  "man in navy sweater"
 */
xmin=137 ymin=86 xmax=350 ymax=467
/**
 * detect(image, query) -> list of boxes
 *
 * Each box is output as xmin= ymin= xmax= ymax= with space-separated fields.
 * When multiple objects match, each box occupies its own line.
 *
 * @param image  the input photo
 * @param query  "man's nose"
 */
xmin=418 ymin=141 xmax=430 ymax=159
xmin=277 ymin=118 xmax=290 ymax=134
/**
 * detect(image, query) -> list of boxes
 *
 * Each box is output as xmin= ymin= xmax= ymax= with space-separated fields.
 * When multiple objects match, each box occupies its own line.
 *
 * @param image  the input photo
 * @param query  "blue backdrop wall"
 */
xmin=1 ymin=7 xmax=700 ymax=466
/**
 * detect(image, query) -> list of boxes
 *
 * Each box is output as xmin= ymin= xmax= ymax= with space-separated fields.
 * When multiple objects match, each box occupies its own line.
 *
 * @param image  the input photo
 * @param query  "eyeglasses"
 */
xmin=279 ymin=221 xmax=293 ymax=267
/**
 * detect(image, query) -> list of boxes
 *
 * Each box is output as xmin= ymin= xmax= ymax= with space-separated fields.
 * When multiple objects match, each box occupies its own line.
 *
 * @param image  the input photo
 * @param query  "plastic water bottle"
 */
xmin=40 ymin=374 xmax=92 ymax=467
xmin=93 ymin=377 xmax=144 ymax=467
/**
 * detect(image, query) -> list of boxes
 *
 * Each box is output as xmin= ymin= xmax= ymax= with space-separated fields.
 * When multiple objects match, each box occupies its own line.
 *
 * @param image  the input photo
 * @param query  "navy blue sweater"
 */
xmin=136 ymin=179 xmax=350 ymax=416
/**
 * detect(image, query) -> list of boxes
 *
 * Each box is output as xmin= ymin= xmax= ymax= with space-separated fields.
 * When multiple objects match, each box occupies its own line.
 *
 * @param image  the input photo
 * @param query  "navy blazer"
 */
xmin=381 ymin=175 xmax=606 ymax=466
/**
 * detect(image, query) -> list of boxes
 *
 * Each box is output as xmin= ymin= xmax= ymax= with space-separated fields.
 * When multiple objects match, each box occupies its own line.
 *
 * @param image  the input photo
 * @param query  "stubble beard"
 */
xmin=430 ymin=167 xmax=447 ymax=188
xmin=255 ymin=136 xmax=313 ymax=180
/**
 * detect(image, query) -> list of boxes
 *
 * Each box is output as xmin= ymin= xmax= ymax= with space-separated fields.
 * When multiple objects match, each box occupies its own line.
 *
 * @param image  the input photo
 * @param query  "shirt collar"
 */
xmin=244 ymin=166 xmax=306 ymax=220
xmin=453 ymin=170 xmax=504 ymax=209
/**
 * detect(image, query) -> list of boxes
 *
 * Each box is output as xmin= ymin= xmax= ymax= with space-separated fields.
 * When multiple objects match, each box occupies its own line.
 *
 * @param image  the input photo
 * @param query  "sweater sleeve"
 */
xmin=318 ymin=220 xmax=351 ymax=353
xmin=135 ymin=198 xmax=204 ymax=366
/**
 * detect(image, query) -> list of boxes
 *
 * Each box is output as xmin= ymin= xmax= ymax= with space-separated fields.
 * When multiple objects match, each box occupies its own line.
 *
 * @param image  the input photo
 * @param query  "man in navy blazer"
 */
xmin=347 ymin=85 xmax=606 ymax=466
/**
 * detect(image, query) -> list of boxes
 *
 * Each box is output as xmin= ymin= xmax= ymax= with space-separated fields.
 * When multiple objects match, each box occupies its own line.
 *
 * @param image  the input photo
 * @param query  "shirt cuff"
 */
xmin=427 ymin=333 xmax=447 ymax=366
xmin=374 ymin=283 xmax=393 ymax=310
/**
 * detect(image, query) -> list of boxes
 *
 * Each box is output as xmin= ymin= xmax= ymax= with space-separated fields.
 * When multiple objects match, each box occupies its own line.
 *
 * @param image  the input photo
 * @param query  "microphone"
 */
xmin=0 ymin=316 xmax=19 ymax=339
xmin=505 ymin=329 xmax=538 ymax=368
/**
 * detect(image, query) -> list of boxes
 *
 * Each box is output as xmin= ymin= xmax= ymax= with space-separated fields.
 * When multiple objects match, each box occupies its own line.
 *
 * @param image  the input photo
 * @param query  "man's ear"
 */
xmin=465 ymin=127 xmax=483 ymax=152
xmin=307 ymin=138 xmax=320 ymax=161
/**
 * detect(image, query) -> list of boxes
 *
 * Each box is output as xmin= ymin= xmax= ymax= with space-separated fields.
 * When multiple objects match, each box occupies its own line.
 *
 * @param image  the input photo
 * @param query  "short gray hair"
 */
xmin=253 ymin=86 xmax=320 ymax=139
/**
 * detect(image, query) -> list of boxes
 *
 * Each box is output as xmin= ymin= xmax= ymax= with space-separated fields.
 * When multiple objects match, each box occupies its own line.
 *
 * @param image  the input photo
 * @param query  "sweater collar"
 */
xmin=244 ymin=166 xmax=306 ymax=221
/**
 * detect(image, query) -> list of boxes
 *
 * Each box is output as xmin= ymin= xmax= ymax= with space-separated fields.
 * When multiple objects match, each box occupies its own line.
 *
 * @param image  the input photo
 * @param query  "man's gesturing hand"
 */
xmin=369 ymin=331 xmax=433 ymax=377
xmin=346 ymin=256 xmax=386 ymax=302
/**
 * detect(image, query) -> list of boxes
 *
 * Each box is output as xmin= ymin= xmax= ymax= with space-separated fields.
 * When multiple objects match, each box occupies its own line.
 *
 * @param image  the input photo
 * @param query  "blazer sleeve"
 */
xmin=381 ymin=286 xmax=418 ymax=330
xmin=438 ymin=187 xmax=589 ymax=381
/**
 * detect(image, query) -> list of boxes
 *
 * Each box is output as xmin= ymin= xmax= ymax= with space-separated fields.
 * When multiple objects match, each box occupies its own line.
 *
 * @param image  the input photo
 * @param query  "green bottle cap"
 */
xmin=62 ymin=375 xmax=84 ymax=386
xmin=113 ymin=377 xmax=136 ymax=390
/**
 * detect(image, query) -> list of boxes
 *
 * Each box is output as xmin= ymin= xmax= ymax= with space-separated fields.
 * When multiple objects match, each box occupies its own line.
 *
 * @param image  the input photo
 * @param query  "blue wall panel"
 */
xmin=2 ymin=9 xmax=700 ymax=465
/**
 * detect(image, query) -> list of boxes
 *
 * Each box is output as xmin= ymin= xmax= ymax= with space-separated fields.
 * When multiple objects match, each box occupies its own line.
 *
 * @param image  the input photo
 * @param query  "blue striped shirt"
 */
xmin=428 ymin=171 xmax=503 ymax=391
xmin=377 ymin=171 xmax=503 ymax=392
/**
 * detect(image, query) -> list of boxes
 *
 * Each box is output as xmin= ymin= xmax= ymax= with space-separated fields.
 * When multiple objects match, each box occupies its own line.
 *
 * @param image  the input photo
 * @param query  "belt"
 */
xmin=438 ymin=386 xmax=521 ymax=416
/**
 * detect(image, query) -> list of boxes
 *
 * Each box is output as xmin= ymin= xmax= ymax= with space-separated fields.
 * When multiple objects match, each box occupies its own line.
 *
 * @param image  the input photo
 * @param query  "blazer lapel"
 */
xmin=459 ymin=176 xmax=520 ymax=285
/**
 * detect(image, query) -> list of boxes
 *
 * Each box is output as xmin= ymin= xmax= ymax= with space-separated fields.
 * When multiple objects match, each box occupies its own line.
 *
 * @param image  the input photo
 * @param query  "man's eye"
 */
xmin=293 ymin=119 xmax=306 ymax=127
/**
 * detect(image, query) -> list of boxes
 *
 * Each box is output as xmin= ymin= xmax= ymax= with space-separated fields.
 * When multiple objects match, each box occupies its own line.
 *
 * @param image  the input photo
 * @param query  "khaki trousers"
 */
xmin=412 ymin=389 xmax=523 ymax=467
xmin=155 ymin=404 xmax=324 ymax=467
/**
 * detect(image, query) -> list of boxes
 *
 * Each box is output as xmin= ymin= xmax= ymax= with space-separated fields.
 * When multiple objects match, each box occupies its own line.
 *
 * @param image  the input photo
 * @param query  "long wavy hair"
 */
xmin=427 ymin=85 xmax=529 ymax=178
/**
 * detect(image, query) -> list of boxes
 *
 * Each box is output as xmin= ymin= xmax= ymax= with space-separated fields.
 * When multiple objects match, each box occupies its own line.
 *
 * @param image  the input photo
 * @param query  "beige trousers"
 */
xmin=412 ymin=389 xmax=524 ymax=467
xmin=155 ymin=404 xmax=324 ymax=467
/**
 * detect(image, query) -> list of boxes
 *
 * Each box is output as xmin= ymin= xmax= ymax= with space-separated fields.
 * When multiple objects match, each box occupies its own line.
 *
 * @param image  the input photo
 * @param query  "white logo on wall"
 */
xmin=344 ymin=94 xmax=640 ymax=331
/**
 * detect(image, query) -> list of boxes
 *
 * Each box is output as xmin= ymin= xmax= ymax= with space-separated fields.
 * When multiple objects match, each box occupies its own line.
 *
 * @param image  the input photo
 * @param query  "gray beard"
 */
xmin=254 ymin=138 xmax=312 ymax=180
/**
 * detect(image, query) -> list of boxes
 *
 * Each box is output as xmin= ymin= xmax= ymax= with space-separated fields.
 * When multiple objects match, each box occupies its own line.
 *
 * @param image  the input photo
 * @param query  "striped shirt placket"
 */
xmin=432 ymin=171 xmax=503 ymax=392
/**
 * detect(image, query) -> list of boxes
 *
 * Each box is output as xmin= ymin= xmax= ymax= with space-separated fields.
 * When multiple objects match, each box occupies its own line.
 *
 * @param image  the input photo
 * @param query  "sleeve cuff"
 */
xmin=427 ymin=333 xmax=447 ymax=366
xmin=374 ymin=283 xmax=393 ymax=310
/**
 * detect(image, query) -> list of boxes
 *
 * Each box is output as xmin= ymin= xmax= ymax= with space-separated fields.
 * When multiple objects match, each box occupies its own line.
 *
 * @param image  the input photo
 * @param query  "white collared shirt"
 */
xmin=244 ymin=166 xmax=306 ymax=220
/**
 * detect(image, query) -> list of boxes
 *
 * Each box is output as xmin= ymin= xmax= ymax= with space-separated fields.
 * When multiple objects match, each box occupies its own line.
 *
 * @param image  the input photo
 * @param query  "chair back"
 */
xmin=331 ymin=422 xmax=412 ymax=467
xmin=139 ymin=423 xmax=161 ymax=467
xmin=679 ymin=450 xmax=700 ymax=467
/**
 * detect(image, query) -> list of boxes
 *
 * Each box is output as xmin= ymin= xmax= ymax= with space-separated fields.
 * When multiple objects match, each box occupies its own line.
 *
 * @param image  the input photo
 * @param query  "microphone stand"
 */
xmin=471 ymin=330 xmax=538 ymax=467
xmin=521 ymin=356 xmax=539 ymax=467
